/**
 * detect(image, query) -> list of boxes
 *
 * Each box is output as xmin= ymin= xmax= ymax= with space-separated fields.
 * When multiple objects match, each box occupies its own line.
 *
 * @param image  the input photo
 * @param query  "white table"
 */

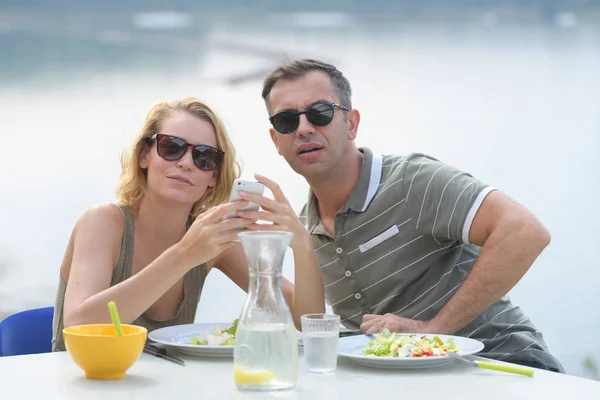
xmin=1 ymin=351 xmax=599 ymax=399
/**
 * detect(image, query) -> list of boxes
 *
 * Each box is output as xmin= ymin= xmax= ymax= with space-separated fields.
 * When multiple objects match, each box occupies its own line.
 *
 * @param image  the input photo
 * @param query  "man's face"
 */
xmin=267 ymin=70 xmax=358 ymax=180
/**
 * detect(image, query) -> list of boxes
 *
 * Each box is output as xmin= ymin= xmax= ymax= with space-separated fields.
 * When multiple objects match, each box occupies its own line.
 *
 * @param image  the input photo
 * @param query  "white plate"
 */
xmin=148 ymin=323 xmax=235 ymax=358
xmin=337 ymin=333 xmax=484 ymax=370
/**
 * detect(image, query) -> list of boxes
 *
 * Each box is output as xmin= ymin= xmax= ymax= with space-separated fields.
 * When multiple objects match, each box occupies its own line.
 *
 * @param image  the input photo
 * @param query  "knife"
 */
xmin=143 ymin=344 xmax=186 ymax=366
xmin=339 ymin=329 xmax=364 ymax=338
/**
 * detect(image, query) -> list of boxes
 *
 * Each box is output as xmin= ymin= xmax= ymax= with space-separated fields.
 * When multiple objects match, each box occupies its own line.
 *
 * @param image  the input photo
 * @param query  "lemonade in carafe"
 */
xmin=233 ymin=231 xmax=298 ymax=391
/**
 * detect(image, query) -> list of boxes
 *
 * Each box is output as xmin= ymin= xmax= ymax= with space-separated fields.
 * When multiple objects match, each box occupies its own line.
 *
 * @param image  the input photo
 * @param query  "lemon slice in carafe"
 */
xmin=233 ymin=364 xmax=276 ymax=385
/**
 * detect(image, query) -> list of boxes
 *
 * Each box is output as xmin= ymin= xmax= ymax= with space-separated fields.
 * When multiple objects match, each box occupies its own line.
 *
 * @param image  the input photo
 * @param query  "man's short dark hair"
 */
xmin=261 ymin=59 xmax=352 ymax=110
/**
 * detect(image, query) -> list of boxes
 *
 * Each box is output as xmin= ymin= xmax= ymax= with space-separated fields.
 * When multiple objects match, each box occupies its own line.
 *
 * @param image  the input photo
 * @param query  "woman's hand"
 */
xmin=175 ymin=200 xmax=255 ymax=268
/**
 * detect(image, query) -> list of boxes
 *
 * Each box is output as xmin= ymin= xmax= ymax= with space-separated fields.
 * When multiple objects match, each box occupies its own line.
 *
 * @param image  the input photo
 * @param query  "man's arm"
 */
xmin=214 ymin=238 xmax=325 ymax=331
xmin=361 ymin=154 xmax=550 ymax=334
xmin=427 ymin=190 xmax=550 ymax=334
xmin=216 ymin=174 xmax=325 ymax=331
xmin=362 ymin=190 xmax=550 ymax=335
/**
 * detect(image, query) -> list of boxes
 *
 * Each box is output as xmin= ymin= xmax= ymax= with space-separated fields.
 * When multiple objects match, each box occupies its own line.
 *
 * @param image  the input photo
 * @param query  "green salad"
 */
xmin=361 ymin=329 xmax=460 ymax=358
xmin=190 ymin=319 xmax=238 ymax=346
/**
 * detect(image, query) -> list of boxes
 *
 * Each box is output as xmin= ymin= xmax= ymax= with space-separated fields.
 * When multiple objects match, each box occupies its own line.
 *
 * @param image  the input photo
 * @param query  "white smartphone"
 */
xmin=223 ymin=179 xmax=266 ymax=220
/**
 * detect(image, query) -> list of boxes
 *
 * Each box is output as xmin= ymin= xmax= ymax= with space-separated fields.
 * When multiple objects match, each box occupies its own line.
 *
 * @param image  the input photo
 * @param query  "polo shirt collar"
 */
xmin=305 ymin=147 xmax=383 ymax=234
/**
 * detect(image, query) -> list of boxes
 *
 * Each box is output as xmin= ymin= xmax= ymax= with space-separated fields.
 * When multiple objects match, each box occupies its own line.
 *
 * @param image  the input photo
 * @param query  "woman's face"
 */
xmin=140 ymin=111 xmax=219 ymax=207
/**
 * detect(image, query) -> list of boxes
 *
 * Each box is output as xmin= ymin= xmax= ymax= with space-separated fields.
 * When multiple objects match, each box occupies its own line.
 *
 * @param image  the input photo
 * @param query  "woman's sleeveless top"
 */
xmin=51 ymin=204 xmax=207 ymax=351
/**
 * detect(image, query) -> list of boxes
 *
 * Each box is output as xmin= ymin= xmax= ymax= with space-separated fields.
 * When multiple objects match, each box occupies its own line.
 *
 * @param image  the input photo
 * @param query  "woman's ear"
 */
xmin=139 ymin=141 xmax=150 ymax=169
xmin=208 ymin=170 xmax=217 ymax=188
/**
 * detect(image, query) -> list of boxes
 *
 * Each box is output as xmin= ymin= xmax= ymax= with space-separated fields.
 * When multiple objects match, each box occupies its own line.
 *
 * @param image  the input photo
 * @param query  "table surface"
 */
xmin=1 ymin=350 xmax=599 ymax=399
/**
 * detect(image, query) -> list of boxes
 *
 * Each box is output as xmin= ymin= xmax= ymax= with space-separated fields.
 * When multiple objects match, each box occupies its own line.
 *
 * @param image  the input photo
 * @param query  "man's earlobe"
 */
xmin=348 ymin=109 xmax=361 ymax=141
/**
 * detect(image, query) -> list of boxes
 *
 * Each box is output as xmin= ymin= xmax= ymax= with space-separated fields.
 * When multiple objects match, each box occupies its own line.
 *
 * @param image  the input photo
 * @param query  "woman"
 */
xmin=51 ymin=97 xmax=325 ymax=351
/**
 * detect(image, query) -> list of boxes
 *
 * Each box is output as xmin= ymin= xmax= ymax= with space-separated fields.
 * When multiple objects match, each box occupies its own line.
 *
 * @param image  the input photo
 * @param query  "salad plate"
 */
xmin=148 ymin=321 xmax=237 ymax=358
xmin=337 ymin=331 xmax=484 ymax=370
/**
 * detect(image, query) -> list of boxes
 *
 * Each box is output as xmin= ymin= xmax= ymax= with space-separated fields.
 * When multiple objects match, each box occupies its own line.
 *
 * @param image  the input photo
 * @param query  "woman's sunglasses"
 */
xmin=269 ymin=102 xmax=349 ymax=134
xmin=147 ymin=134 xmax=224 ymax=171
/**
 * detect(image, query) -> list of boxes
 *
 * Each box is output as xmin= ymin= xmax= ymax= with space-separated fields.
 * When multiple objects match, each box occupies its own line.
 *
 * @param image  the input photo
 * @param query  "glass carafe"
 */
xmin=233 ymin=231 xmax=298 ymax=391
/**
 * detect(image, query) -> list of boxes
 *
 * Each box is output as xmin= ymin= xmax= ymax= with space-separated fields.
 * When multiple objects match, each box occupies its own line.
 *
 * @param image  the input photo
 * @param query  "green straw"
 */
xmin=107 ymin=301 xmax=123 ymax=336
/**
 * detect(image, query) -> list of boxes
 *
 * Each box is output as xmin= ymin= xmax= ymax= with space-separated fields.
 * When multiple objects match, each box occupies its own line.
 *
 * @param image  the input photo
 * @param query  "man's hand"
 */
xmin=237 ymin=173 xmax=311 ymax=252
xmin=233 ymin=173 xmax=324 ymax=329
xmin=360 ymin=314 xmax=435 ymax=334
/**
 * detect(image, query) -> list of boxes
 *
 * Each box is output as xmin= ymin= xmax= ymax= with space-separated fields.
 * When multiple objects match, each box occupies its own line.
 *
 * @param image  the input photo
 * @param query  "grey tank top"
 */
xmin=51 ymin=204 xmax=207 ymax=352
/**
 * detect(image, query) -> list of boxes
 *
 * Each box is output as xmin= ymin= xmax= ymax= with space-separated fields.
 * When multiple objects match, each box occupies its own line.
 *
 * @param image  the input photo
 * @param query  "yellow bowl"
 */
xmin=63 ymin=324 xmax=147 ymax=380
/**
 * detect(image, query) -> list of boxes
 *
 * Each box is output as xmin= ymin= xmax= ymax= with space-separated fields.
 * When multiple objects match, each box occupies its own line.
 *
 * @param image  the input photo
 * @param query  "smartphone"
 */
xmin=223 ymin=179 xmax=266 ymax=220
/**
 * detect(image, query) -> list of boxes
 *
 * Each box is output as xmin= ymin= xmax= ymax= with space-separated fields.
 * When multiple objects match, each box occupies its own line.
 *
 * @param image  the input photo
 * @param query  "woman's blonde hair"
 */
xmin=116 ymin=97 xmax=240 ymax=217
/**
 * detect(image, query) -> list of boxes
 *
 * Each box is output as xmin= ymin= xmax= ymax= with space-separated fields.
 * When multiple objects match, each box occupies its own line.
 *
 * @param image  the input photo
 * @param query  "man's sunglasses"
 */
xmin=269 ymin=102 xmax=349 ymax=134
xmin=147 ymin=134 xmax=224 ymax=171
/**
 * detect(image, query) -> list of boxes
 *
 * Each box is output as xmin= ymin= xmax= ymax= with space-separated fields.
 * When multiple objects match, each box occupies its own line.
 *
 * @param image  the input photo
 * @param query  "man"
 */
xmin=260 ymin=58 xmax=564 ymax=372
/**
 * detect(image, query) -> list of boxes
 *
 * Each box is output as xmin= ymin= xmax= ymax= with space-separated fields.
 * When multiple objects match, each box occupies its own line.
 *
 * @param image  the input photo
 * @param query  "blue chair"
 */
xmin=0 ymin=307 xmax=54 ymax=357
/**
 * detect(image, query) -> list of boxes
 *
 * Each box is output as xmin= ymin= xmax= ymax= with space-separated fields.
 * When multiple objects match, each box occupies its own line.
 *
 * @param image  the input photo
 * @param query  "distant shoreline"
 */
xmin=1 ymin=7 xmax=600 ymax=26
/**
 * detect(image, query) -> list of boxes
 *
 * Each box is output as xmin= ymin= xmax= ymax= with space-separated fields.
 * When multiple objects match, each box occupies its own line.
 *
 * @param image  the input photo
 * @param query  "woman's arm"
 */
xmin=63 ymin=205 xmax=189 ymax=327
xmin=63 ymin=201 xmax=252 ymax=327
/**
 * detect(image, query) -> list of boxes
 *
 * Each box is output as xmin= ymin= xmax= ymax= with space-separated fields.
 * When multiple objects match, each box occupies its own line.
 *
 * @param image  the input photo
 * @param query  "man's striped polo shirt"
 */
xmin=299 ymin=147 xmax=563 ymax=372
